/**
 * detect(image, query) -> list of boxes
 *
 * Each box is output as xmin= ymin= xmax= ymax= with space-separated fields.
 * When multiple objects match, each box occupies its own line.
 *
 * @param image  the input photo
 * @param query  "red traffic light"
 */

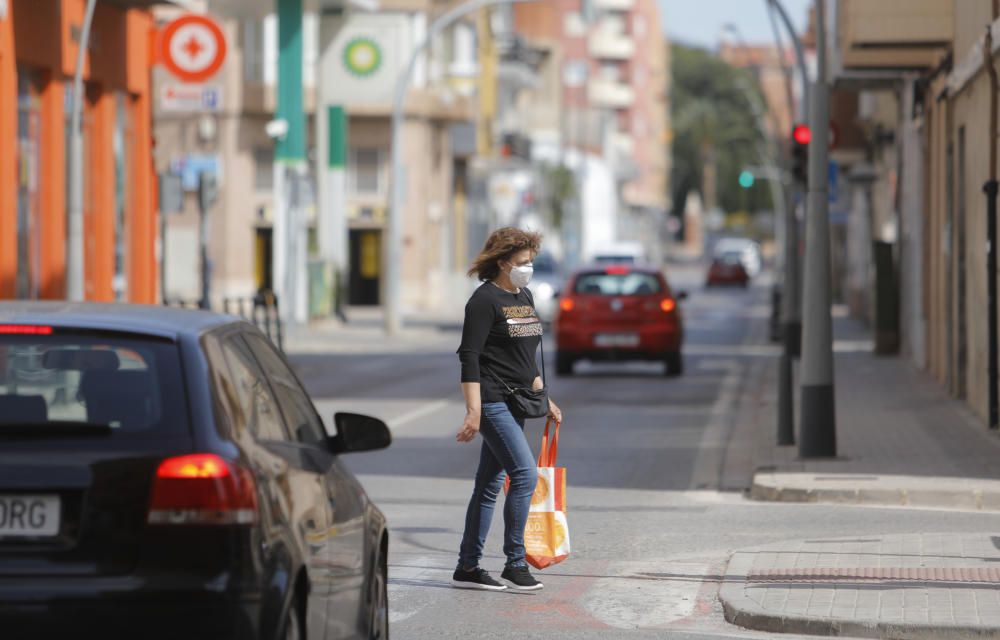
xmin=793 ymin=124 xmax=811 ymax=145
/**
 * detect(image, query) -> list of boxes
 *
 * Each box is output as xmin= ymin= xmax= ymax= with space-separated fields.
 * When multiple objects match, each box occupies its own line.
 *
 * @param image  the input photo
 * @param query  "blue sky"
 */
xmin=657 ymin=0 xmax=813 ymax=50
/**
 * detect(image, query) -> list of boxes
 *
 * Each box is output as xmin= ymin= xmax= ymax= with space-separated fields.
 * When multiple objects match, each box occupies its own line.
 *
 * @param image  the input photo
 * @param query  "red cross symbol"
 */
xmin=160 ymin=15 xmax=227 ymax=83
xmin=182 ymin=35 xmax=205 ymax=61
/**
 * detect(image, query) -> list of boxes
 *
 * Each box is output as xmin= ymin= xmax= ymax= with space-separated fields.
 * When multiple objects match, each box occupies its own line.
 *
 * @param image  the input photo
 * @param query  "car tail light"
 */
xmin=0 ymin=324 xmax=53 ymax=335
xmin=605 ymin=265 xmax=630 ymax=275
xmin=147 ymin=454 xmax=258 ymax=526
xmin=559 ymin=298 xmax=575 ymax=312
xmin=660 ymin=298 xmax=676 ymax=313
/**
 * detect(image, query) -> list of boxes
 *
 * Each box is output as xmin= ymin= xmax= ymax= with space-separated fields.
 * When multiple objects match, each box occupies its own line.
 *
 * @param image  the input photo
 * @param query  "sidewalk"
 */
xmin=719 ymin=310 xmax=1000 ymax=638
xmin=725 ymin=309 xmax=1000 ymax=499
xmin=282 ymin=306 xmax=463 ymax=354
xmin=721 ymin=533 xmax=1000 ymax=639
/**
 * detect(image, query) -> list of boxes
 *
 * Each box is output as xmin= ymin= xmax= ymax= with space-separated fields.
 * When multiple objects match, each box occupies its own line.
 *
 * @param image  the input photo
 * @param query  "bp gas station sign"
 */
xmin=343 ymin=37 xmax=382 ymax=77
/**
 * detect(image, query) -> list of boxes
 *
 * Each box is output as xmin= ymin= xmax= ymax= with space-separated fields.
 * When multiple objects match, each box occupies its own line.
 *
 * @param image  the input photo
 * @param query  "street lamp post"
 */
xmin=386 ymin=0 xmax=537 ymax=335
xmin=763 ymin=0 xmax=808 ymax=446
xmin=66 ymin=0 xmax=99 ymax=301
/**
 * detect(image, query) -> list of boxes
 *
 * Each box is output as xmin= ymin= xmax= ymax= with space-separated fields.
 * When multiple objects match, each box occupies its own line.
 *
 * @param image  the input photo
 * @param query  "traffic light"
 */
xmin=791 ymin=124 xmax=810 ymax=184
xmin=738 ymin=170 xmax=755 ymax=189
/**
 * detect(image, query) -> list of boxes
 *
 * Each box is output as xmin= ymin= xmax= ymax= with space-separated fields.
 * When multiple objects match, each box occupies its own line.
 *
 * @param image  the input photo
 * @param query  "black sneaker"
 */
xmin=452 ymin=566 xmax=508 ymax=591
xmin=501 ymin=564 xmax=543 ymax=591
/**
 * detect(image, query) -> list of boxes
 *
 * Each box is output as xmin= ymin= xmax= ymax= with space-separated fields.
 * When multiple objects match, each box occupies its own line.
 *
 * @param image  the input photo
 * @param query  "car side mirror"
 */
xmin=327 ymin=413 xmax=392 ymax=454
xmin=677 ymin=291 xmax=689 ymax=301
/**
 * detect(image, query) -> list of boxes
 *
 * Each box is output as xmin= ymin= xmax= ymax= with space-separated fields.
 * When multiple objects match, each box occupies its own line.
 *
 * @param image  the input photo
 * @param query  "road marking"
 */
xmin=387 ymin=555 xmax=449 ymax=624
xmin=688 ymin=355 xmax=744 ymax=490
xmin=388 ymin=399 xmax=451 ymax=429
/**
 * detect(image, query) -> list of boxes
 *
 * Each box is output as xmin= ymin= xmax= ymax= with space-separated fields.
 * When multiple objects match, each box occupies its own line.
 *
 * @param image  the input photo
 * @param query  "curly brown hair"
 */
xmin=467 ymin=227 xmax=543 ymax=282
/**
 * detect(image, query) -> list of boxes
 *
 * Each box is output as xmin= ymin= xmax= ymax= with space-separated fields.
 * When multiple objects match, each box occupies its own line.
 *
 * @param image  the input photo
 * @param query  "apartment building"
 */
xmin=513 ymin=0 xmax=671 ymax=260
xmin=156 ymin=0 xmax=476 ymax=314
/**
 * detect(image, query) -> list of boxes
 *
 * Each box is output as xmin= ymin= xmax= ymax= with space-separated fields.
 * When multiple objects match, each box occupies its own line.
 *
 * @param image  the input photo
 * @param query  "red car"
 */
xmin=554 ymin=265 xmax=686 ymax=376
xmin=706 ymin=252 xmax=750 ymax=287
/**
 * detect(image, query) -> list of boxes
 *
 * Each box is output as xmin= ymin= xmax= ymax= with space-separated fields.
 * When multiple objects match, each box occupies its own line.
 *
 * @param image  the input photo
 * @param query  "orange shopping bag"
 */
xmin=506 ymin=418 xmax=569 ymax=570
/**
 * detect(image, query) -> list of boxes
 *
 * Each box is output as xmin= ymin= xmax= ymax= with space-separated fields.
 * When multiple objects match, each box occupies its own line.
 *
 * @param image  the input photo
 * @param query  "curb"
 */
xmin=750 ymin=471 xmax=1000 ymax=511
xmin=719 ymin=550 xmax=1000 ymax=640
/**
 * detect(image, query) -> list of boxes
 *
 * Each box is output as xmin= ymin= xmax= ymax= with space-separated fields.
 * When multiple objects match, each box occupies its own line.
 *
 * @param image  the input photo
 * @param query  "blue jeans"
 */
xmin=458 ymin=402 xmax=537 ymax=569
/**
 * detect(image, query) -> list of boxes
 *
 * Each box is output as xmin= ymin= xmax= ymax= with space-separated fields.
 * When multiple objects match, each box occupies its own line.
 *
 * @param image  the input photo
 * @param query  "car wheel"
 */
xmin=664 ymin=351 xmax=683 ymax=377
xmin=369 ymin=550 xmax=389 ymax=640
xmin=556 ymin=353 xmax=574 ymax=376
xmin=281 ymin=596 xmax=303 ymax=640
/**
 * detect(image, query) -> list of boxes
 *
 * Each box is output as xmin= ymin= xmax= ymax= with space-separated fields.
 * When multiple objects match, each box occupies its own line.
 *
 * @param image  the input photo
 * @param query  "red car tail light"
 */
xmin=0 ymin=324 xmax=54 ymax=335
xmin=605 ymin=265 xmax=630 ymax=275
xmin=660 ymin=298 xmax=676 ymax=313
xmin=559 ymin=298 xmax=575 ymax=312
xmin=147 ymin=454 xmax=258 ymax=526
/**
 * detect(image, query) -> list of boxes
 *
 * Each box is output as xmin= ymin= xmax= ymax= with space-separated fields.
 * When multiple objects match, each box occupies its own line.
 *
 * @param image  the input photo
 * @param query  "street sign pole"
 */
xmin=799 ymin=0 xmax=836 ymax=458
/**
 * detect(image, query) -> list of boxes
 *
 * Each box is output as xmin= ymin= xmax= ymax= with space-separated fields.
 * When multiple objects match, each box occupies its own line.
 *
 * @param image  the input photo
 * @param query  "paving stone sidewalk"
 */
xmin=721 ymin=309 xmax=1000 ymax=504
xmin=719 ymin=310 xmax=1000 ymax=637
xmin=720 ymin=533 xmax=1000 ymax=639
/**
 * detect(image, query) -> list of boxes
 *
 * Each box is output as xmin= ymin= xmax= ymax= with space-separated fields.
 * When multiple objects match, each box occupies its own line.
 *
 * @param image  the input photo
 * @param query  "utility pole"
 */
xmin=798 ymin=0 xmax=836 ymax=457
xmin=765 ymin=0 xmax=808 ymax=446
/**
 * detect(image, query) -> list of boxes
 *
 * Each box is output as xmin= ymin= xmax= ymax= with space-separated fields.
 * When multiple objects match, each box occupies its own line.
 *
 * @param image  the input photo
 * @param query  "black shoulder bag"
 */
xmin=483 ymin=339 xmax=550 ymax=419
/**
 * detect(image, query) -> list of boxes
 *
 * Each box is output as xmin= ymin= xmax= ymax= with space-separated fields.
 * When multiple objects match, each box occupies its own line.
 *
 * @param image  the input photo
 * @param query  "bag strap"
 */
xmin=538 ymin=418 xmax=560 ymax=467
xmin=481 ymin=362 xmax=516 ymax=393
xmin=539 ymin=333 xmax=547 ymax=388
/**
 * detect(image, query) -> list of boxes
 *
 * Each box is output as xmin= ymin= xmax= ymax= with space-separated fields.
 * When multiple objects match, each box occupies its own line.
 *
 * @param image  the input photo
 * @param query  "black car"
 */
xmin=0 ymin=303 xmax=390 ymax=640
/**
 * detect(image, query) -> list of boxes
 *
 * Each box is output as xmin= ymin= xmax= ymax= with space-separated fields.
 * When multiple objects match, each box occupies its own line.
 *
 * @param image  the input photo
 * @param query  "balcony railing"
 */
xmin=591 ymin=0 xmax=636 ymax=10
xmin=588 ymin=80 xmax=635 ymax=109
xmin=588 ymin=31 xmax=635 ymax=60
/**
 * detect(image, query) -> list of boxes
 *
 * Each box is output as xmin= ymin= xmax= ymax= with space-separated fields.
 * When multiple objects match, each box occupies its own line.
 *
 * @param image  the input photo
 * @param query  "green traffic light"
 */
xmin=738 ymin=170 xmax=755 ymax=189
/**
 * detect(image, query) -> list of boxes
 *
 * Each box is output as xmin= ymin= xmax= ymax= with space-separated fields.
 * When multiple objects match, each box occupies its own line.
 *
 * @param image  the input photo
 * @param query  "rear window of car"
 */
xmin=573 ymin=272 xmax=663 ymax=296
xmin=0 ymin=332 xmax=189 ymax=437
xmin=716 ymin=251 xmax=744 ymax=265
xmin=593 ymin=255 xmax=636 ymax=265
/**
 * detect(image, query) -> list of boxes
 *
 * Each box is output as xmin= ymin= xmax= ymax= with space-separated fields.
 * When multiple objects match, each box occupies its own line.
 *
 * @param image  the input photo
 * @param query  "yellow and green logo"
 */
xmin=343 ymin=37 xmax=382 ymax=77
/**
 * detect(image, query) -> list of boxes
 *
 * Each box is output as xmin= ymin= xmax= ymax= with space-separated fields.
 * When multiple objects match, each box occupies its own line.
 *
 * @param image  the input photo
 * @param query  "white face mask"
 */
xmin=509 ymin=264 xmax=534 ymax=288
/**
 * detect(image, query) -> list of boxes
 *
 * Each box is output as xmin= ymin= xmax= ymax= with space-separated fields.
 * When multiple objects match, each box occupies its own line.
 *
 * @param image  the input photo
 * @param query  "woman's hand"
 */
xmin=547 ymin=398 xmax=562 ymax=424
xmin=456 ymin=413 xmax=481 ymax=443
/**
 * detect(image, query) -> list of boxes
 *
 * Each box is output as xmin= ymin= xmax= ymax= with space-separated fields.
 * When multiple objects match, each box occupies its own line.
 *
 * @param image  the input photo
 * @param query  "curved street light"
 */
xmin=385 ymin=0 xmax=538 ymax=335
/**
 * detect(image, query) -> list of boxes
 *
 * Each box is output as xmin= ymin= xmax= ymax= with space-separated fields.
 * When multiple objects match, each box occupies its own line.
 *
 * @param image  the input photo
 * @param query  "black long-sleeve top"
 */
xmin=457 ymin=282 xmax=543 ymax=403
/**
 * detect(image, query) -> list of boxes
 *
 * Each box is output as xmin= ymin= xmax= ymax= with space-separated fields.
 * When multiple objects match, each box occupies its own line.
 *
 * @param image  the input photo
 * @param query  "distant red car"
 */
xmin=554 ymin=265 xmax=686 ymax=377
xmin=706 ymin=253 xmax=749 ymax=287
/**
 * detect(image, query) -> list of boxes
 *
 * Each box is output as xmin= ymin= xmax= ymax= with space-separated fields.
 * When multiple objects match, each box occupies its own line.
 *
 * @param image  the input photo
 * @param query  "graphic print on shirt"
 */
xmin=502 ymin=305 xmax=543 ymax=338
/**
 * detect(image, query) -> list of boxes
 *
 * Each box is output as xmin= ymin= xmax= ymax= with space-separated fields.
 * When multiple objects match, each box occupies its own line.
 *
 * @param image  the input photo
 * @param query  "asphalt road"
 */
xmin=291 ymin=268 xmax=1000 ymax=639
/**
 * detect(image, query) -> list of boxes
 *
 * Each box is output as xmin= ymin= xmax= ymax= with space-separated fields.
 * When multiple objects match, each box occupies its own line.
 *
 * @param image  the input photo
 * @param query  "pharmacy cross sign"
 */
xmin=160 ymin=15 xmax=227 ymax=84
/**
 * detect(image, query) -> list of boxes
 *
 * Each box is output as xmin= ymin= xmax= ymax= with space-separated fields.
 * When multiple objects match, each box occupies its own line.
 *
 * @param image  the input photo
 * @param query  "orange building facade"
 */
xmin=0 ymin=0 xmax=157 ymax=303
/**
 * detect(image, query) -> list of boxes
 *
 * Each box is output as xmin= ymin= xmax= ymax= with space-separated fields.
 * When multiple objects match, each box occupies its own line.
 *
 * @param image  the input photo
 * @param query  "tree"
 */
xmin=670 ymin=43 xmax=773 ymax=222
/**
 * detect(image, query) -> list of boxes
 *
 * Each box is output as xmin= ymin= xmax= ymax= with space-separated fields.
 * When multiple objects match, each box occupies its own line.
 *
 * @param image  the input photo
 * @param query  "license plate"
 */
xmin=594 ymin=333 xmax=640 ymax=348
xmin=0 ymin=495 xmax=60 ymax=538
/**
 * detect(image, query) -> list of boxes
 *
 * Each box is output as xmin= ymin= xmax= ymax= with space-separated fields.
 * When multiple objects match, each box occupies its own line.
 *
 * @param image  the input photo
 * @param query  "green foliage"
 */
xmin=542 ymin=164 xmax=576 ymax=230
xmin=670 ymin=43 xmax=773 ymax=217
